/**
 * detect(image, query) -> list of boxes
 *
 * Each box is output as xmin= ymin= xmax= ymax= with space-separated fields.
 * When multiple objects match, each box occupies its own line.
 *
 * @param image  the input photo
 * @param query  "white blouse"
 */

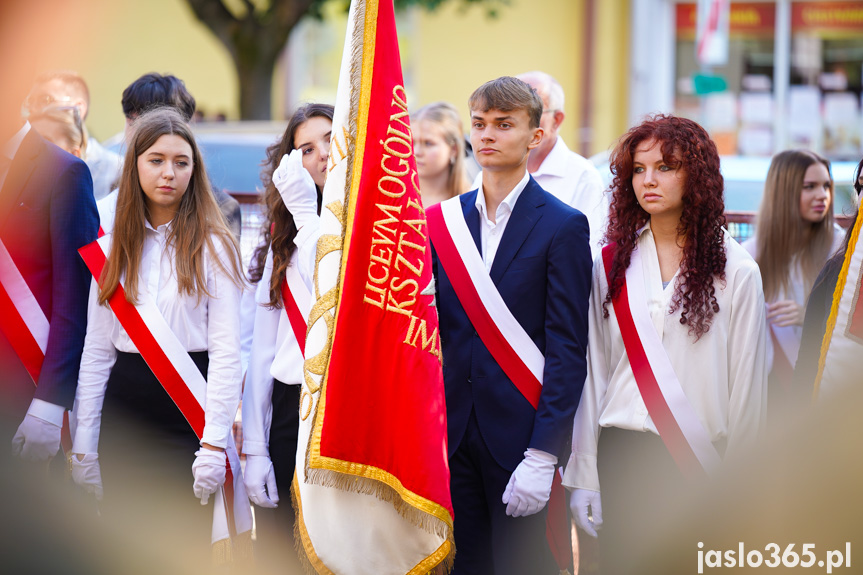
xmin=73 ymin=221 xmax=243 ymax=453
xmin=563 ymin=226 xmax=768 ymax=492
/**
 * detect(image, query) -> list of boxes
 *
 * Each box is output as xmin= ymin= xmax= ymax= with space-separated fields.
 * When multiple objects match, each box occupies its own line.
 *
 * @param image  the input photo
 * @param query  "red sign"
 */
xmin=677 ymin=3 xmax=775 ymax=36
xmin=793 ymin=2 xmax=863 ymax=31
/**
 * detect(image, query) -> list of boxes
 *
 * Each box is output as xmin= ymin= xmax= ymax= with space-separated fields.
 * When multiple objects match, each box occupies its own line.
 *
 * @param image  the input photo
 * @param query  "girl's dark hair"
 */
xmin=248 ymin=103 xmax=334 ymax=308
xmin=603 ymin=114 xmax=727 ymax=340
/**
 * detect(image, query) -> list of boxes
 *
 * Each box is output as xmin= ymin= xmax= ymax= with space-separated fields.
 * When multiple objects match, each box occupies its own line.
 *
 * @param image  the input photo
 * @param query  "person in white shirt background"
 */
xmin=564 ymin=114 xmax=767 ymax=574
xmin=242 ymin=103 xmax=331 ymax=574
xmin=71 ymin=108 xmax=245 ymax=549
xmin=471 ymin=70 xmax=607 ymax=259
xmin=742 ymin=150 xmax=844 ymax=419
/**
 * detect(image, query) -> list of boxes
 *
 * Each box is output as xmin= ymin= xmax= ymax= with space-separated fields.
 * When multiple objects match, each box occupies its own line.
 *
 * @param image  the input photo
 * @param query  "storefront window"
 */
xmin=674 ymin=1 xmax=863 ymax=160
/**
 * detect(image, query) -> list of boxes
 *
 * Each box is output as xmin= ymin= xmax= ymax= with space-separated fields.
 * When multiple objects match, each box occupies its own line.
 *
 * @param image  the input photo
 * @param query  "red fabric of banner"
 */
xmin=316 ymin=0 xmax=452 ymax=518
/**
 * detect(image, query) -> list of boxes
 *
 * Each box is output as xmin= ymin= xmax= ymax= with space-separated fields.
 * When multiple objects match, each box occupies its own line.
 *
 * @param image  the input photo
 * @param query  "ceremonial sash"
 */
xmin=602 ymin=243 xmax=722 ymax=478
xmin=769 ymin=326 xmax=795 ymax=389
xmin=78 ymin=236 xmax=252 ymax=562
xmin=0 ymin=237 xmax=74 ymax=450
xmin=427 ymin=197 xmax=543 ymax=408
xmin=280 ymin=264 xmax=311 ymax=358
xmin=428 ymin=197 xmax=571 ymax=571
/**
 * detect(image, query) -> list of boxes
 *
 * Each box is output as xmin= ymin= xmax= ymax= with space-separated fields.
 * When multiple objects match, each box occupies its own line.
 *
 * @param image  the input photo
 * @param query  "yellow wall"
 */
xmin=591 ymin=0 xmax=630 ymax=156
xmin=16 ymin=0 xmax=239 ymax=141
xmin=414 ymin=0 xmax=588 ymax=150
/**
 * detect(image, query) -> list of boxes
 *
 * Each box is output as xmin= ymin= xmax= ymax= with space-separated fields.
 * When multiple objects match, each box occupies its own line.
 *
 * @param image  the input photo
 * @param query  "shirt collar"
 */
xmin=475 ymin=170 xmax=530 ymax=221
xmin=3 ymin=122 xmax=30 ymax=162
xmin=532 ymin=136 xmax=568 ymax=178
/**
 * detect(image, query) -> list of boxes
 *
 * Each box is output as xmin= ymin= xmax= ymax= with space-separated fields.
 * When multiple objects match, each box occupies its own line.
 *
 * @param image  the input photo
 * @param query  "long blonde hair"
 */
xmin=413 ymin=102 xmax=468 ymax=198
xmin=98 ymin=107 xmax=243 ymax=305
xmin=755 ymin=149 xmax=835 ymax=301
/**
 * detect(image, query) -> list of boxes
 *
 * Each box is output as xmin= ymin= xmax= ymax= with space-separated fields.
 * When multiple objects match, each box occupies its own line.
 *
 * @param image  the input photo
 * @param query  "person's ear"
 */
xmin=528 ymin=127 xmax=543 ymax=151
xmin=552 ymin=110 xmax=565 ymax=130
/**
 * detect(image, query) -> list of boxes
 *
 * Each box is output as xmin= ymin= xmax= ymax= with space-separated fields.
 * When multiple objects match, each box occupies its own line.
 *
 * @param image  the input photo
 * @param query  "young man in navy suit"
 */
xmin=0 ymin=86 xmax=99 ymax=463
xmin=430 ymin=77 xmax=592 ymax=573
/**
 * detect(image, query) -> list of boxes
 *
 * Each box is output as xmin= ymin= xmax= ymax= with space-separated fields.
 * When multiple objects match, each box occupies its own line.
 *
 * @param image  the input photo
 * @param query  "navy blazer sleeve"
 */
xmin=34 ymin=156 xmax=99 ymax=409
xmin=529 ymin=210 xmax=592 ymax=459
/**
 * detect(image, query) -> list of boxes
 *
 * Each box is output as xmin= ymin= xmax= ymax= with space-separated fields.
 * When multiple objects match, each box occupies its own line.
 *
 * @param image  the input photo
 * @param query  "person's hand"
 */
xmin=272 ymin=149 xmax=319 ymax=229
xmin=767 ymin=299 xmax=804 ymax=328
xmin=192 ymin=448 xmax=226 ymax=505
xmin=71 ymin=453 xmax=104 ymax=501
xmin=244 ymin=454 xmax=279 ymax=508
xmin=570 ymin=488 xmax=603 ymax=537
xmin=501 ymin=448 xmax=557 ymax=517
xmin=11 ymin=414 xmax=61 ymax=462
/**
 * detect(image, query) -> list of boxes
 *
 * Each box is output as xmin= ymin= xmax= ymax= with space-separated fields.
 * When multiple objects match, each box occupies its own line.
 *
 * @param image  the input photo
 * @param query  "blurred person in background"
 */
xmin=0 ymin=71 xmax=99 ymax=467
xmin=565 ymin=115 xmax=767 ymax=575
xmin=795 ymin=156 xmax=863 ymax=394
xmin=98 ymin=73 xmax=241 ymax=239
xmin=412 ymin=101 xmax=468 ymax=207
xmin=743 ymin=150 xmax=844 ymax=418
xmin=71 ymin=108 xmax=245 ymax=550
xmin=472 ymin=70 xmax=607 ymax=258
xmin=242 ymin=103 xmax=332 ymax=573
xmin=28 ymin=104 xmax=87 ymax=158
xmin=23 ymin=70 xmax=121 ymax=200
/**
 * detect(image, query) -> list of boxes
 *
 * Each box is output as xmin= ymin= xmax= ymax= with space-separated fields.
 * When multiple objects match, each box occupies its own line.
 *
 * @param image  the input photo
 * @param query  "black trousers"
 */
xmin=596 ymin=427 xmax=688 ymax=575
xmin=449 ymin=409 xmax=558 ymax=575
xmin=98 ymin=351 xmax=212 ymax=552
xmin=251 ymin=379 xmax=303 ymax=574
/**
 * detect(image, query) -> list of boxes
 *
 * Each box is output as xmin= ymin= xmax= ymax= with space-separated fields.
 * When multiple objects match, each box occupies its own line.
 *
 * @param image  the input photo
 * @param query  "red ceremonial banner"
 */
xmin=310 ymin=0 xmax=453 ymax=524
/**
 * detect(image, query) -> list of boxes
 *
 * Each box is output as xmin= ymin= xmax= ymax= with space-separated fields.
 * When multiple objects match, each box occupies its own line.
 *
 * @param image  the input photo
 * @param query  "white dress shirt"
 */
xmin=474 ymin=170 xmax=530 ymax=271
xmin=85 ymin=138 xmax=123 ymax=201
xmin=742 ymin=224 xmax=844 ymax=369
xmin=563 ymin=225 xmax=768 ymax=492
xmin=241 ymin=247 xmax=310 ymax=457
xmin=473 ymin=137 xmax=607 ymax=259
xmin=73 ymin=222 xmax=243 ymax=452
xmin=0 ymin=122 xmax=30 ymax=195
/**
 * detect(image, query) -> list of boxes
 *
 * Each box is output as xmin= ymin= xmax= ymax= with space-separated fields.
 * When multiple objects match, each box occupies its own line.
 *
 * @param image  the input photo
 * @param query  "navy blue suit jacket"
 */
xmin=0 ymin=129 xmax=99 ymax=410
xmin=431 ymin=176 xmax=592 ymax=471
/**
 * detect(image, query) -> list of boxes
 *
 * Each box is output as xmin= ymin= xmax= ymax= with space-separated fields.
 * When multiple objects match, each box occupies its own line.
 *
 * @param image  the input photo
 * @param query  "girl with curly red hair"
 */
xmin=562 ymin=115 xmax=768 ymax=572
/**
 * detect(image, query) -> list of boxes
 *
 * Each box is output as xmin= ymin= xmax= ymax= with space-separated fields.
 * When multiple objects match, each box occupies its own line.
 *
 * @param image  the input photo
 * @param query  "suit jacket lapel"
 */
xmin=0 ymin=130 xmax=43 ymax=233
xmin=489 ymin=177 xmax=545 ymax=284
xmin=461 ymin=189 xmax=482 ymax=256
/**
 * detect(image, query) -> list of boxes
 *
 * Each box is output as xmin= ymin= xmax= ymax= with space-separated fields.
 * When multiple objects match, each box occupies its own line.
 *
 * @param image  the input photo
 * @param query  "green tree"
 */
xmin=183 ymin=0 xmax=504 ymax=120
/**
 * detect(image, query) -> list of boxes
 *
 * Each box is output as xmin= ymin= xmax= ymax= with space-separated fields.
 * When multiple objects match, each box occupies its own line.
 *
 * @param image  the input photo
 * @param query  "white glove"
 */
xmin=502 ymin=448 xmax=558 ymax=517
xmin=244 ymin=454 xmax=279 ymax=508
xmin=273 ymin=149 xmax=319 ymax=229
xmin=192 ymin=448 xmax=226 ymax=505
xmin=71 ymin=453 xmax=104 ymax=501
xmin=570 ymin=488 xmax=603 ymax=537
xmin=12 ymin=414 xmax=62 ymax=462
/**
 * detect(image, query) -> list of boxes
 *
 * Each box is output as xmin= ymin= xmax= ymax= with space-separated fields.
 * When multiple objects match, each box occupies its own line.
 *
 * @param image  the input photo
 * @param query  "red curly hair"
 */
xmin=603 ymin=114 xmax=727 ymax=340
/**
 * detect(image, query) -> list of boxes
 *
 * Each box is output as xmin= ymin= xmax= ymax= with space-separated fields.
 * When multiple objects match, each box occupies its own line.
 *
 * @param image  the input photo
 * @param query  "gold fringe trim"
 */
xmin=211 ymin=530 xmax=254 ymax=566
xmin=293 ymin=471 xmax=455 ymax=575
xmin=813 ymin=195 xmax=863 ymax=399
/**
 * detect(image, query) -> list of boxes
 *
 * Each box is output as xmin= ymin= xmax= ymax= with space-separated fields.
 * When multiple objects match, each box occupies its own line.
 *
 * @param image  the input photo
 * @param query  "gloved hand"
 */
xmin=192 ymin=448 xmax=226 ymax=505
xmin=502 ymin=448 xmax=558 ymax=517
xmin=570 ymin=488 xmax=603 ymax=537
xmin=71 ymin=453 xmax=104 ymax=501
xmin=273 ymin=148 xmax=319 ymax=230
xmin=12 ymin=414 xmax=61 ymax=462
xmin=244 ymin=454 xmax=279 ymax=508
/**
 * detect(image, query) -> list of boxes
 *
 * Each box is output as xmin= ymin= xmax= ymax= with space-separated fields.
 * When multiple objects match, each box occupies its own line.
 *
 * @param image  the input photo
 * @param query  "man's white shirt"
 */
xmin=474 ymin=171 xmax=530 ymax=271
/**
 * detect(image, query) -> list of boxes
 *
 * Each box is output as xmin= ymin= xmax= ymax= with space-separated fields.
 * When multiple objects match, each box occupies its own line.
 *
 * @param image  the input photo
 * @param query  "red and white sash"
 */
xmin=0 ymin=238 xmax=49 ymax=383
xmin=280 ymin=263 xmax=311 ymax=358
xmin=602 ymin=243 xmax=721 ymax=478
xmin=79 ymin=236 xmax=252 ymax=553
xmin=0 ymin=237 xmax=74 ymax=449
xmin=428 ymin=197 xmax=572 ymax=571
xmin=427 ymin=198 xmax=543 ymax=408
